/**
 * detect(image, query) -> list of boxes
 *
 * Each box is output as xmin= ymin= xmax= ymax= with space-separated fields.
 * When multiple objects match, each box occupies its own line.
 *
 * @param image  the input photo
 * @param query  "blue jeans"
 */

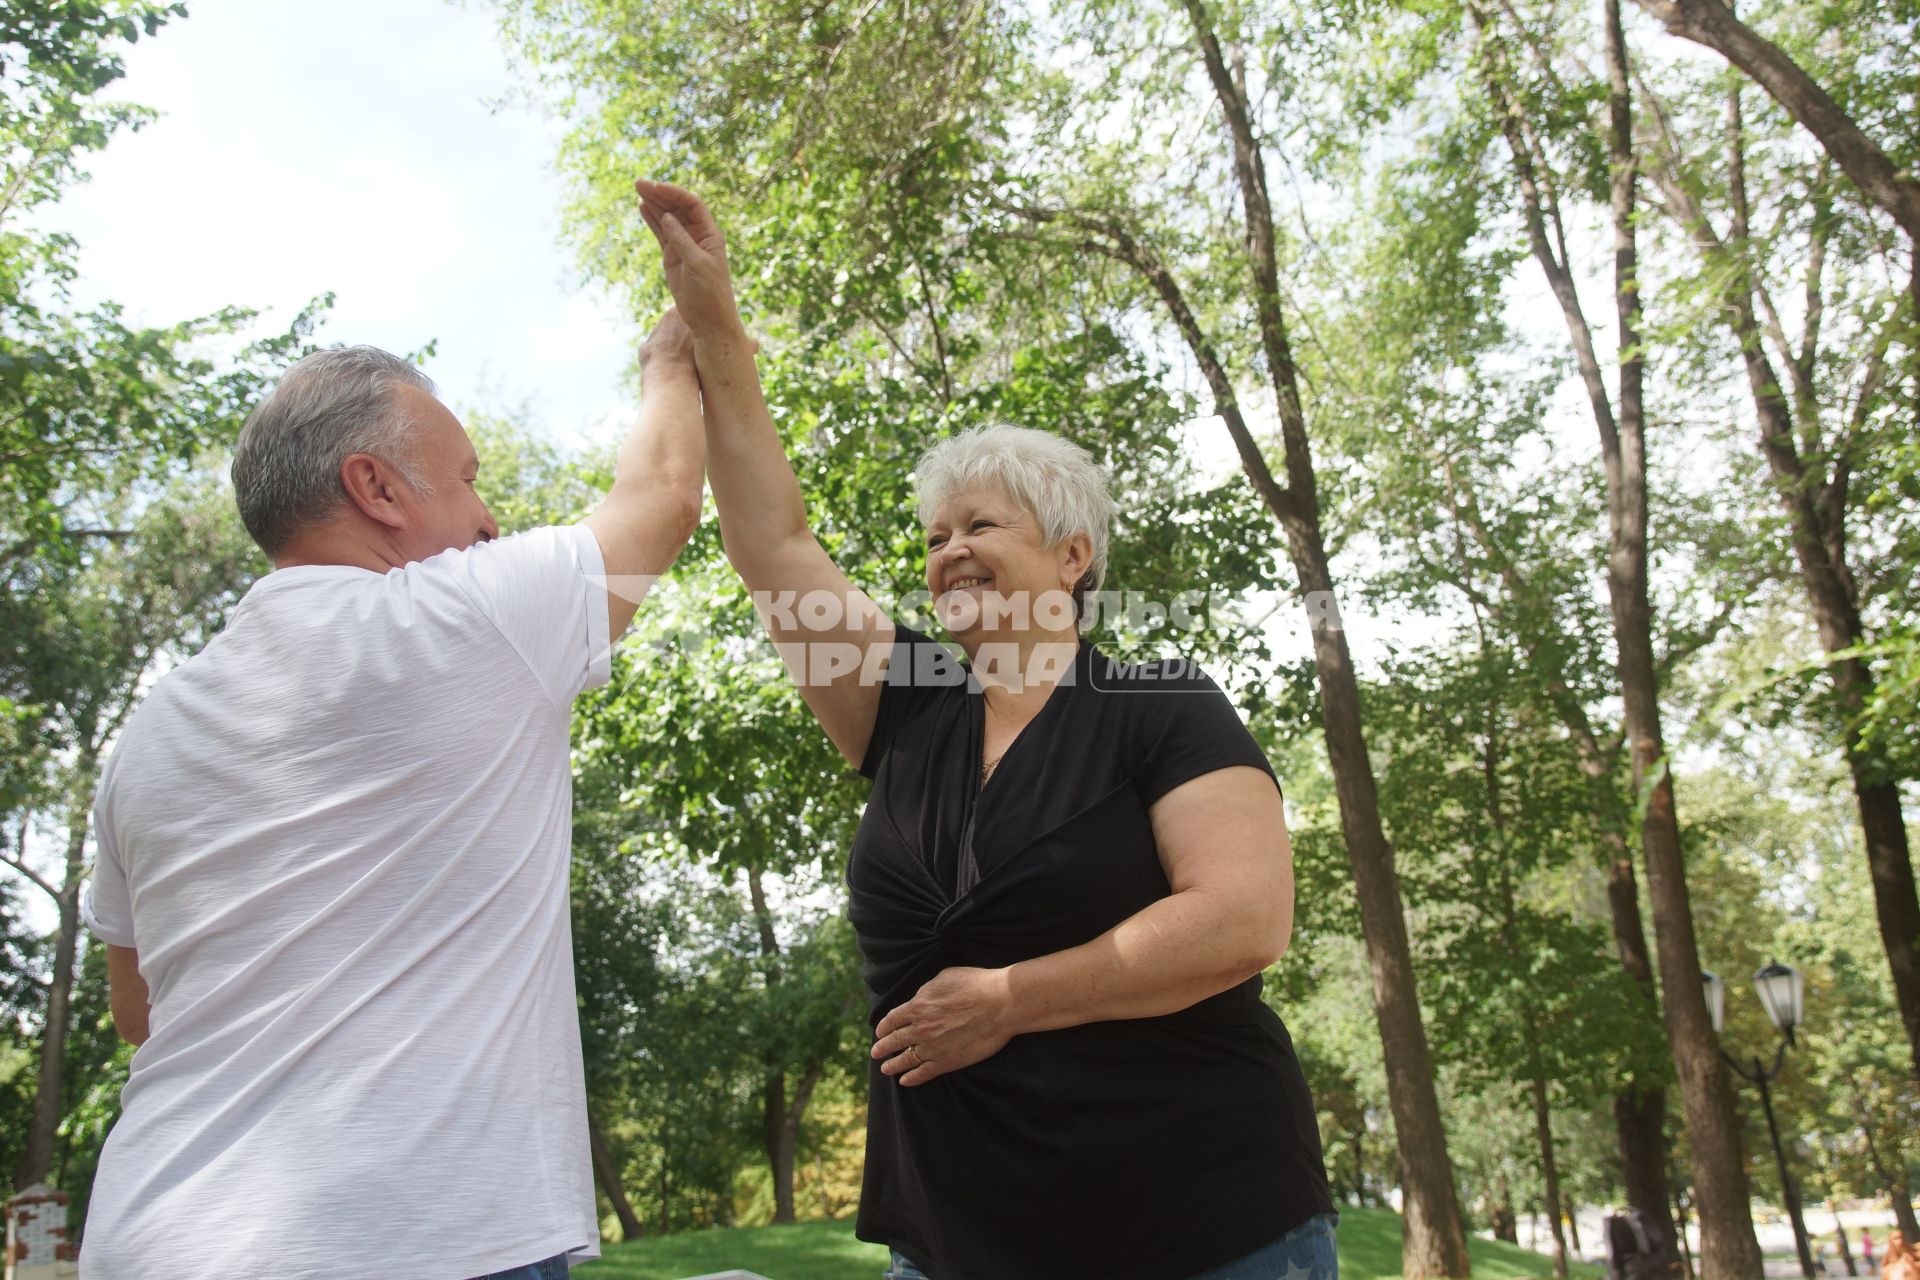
xmin=886 ymin=1212 xmax=1340 ymax=1279
xmin=470 ymin=1254 xmax=570 ymax=1280
xmin=1191 ymin=1214 xmax=1340 ymax=1279
xmin=884 ymin=1252 xmax=932 ymax=1280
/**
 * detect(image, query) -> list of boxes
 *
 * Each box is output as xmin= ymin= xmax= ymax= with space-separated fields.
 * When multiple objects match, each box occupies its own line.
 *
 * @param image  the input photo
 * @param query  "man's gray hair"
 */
xmin=231 ymin=345 xmax=436 ymax=555
xmin=915 ymin=424 xmax=1118 ymax=607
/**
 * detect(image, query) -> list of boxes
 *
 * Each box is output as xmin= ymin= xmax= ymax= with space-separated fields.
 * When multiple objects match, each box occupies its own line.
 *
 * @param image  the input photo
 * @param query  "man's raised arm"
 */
xmin=583 ymin=308 xmax=706 ymax=638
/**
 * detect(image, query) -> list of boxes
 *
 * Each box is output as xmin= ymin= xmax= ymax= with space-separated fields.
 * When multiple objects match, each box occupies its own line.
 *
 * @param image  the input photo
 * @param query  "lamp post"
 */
xmin=1703 ymin=962 xmax=1817 ymax=1279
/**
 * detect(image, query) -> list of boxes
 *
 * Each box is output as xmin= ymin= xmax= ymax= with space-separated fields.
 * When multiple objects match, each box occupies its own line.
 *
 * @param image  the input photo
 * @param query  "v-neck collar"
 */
xmin=966 ymin=638 xmax=1091 ymax=801
xmin=950 ymin=640 xmax=1092 ymax=898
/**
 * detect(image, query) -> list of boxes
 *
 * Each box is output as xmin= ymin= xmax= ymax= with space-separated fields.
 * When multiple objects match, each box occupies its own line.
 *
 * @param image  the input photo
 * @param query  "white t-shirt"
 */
xmin=79 ymin=524 xmax=615 ymax=1280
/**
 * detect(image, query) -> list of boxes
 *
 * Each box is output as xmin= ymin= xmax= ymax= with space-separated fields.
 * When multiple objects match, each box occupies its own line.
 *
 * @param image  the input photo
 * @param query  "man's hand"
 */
xmin=640 ymin=306 xmax=695 ymax=373
xmin=871 ymin=966 xmax=1019 ymax=1087
xmin=634 ymin=179 xmax=746 ymax=340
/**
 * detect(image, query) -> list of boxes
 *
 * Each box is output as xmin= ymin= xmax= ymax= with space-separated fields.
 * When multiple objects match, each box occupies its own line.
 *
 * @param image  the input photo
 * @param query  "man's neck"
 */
xmin=273 ymin=525 xmax=407 ymax=574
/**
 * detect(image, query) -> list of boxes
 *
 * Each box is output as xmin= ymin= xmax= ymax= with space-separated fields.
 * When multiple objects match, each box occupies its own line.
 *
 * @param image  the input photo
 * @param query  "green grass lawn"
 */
xmin=578 ymin=1206 xmax=1606 ymax=1279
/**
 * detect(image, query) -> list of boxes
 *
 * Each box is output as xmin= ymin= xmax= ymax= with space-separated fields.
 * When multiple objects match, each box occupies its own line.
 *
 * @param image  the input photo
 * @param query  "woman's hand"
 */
xmin=634 ymin=178 xmax=746 ymax=341
xmin=872 ymin=966 xmax=1020 ymax=1087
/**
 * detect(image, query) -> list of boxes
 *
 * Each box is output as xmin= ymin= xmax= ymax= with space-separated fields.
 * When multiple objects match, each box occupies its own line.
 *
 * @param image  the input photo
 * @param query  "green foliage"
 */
xmin=0 ymin=2 xmax=317 ymax=570
xmin=1 ymin=470 xmax=276 ymax=1209
xmin=0 ymin=2 xmax=181 ymax=221
xmin=0 ymin=0 xmax=345 ymax=1211
xmin=468 ymin=404 xmax=607 ymax=533
xmin=52 ymin=940 xmax=132 ymax=1228
xmin=1363 ymin=641 xmax=1672 ymax=1235
xmin=1857 ymin=629 xmax=1920 ymax=780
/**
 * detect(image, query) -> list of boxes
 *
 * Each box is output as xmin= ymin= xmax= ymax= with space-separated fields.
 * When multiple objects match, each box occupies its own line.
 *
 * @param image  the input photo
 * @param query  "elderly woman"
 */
xmin=634 ymin=180 xmax=1335 ymax=1279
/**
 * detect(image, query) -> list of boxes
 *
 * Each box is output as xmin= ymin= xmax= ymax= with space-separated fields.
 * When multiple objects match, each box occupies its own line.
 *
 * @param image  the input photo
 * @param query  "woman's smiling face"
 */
xmin=923 ymin=487 xmax=1088 ymax=639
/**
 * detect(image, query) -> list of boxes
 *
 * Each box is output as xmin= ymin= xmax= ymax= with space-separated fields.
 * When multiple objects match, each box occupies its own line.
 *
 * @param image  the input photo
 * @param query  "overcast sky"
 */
xmin=40 ymin=0 xmax=637 ymax=448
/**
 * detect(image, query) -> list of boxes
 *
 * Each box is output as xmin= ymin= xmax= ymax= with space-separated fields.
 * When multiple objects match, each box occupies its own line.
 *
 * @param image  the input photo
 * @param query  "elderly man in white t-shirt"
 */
xmin=76 ymin=297 xmax=705 ymax=1279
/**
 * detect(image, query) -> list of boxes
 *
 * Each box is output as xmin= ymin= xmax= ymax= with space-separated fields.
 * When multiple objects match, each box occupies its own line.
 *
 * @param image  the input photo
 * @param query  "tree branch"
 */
xmin=1658 ymin=580 xmax=1757 ymax=675
xmin=990 ymin=196 xmax=1297 ymax=524
xmin=910 ymin=256 xmax=955 ymax=407
xmin=1797 ymin=159 xmax=1833 ymax=402
xmin=1437 ymin=452 xmax=1617 ymax=769
xmin=1727 ymin=80 xmax=1821 ymax=443
xmin=1178 ymin=0 xmax=1321 ymax=525
xmin=1 ymin=851 xmax=58 ymax=902
xmin=1475 ymin=19 xmax=1622 ymax=455
xmin=1632 ymin=0 xmax=1920 ymax=240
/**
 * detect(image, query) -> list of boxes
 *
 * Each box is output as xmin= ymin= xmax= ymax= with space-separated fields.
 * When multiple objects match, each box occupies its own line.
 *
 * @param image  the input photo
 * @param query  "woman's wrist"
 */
xmin=1000 ymin=960 xmax=1053 ymax=1037
xmin=690 ymin=315 xmax=754 ymax=354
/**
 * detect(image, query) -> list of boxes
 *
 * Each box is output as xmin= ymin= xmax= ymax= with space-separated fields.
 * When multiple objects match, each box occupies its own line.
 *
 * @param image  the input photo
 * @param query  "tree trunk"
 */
xmin=1630 ymin=0 xmax=1920 ymax=240
xmin=1531 ymin=1072 xmax=1570 ymax=1280
xmin=1494 ymin=1177 xmax=1519 ymax=1242
xmin=1613 ymin=1084 xmax=1677 ymax=1250
xmin=761 ymin=1071 xmax=797 ymax=1225
xmin=1171 ymin=9 xmax=1471 ymax=1272
xmin=1909 ymin=251 xmax=1918 ymax=435
xmin=1476 ymin=7 xmax=1767 ymax=1269
xmin=1653 ymin=110 xmax=1920 ymax=1094
xmin=766 ymin=1059 xmax=826 ymax=1227
xmin=1445 ymin=407 xmax=1676 ymax=1253
xmin=1829 ymin=1200 xmax=1858 ymax=1276
xmin=658 ymin=1111 xmax=670 ymax=1230
xmin=1605 ymin=842 xmax=1679 ymax=1255
xmin=14 ymin=786 xmax=90 ymax=1189
xmin=743 ymin=867 xmax=839 ymax=1228
xmin=1296 ymin=542 xmax=1469 ymax=1277
xmin=1854 ymin=768 xmax=1920 ymax=1085
xmin=1860 ymin=1118 xmax=1920 ymax=1241
xmin=1728 ymin=150 xmax=1920 ymax=1103
xmin=1481 ymin=678 xmax=1571 ymax=1280
xmin=588 ymin=1111 xmax=645 ymax=1241
xmin=1607 ymin=301 xmax=1763 ymax=1280
xmin=744 ymin=868 xmax=803 ymax=1225
xmin=1007 ymin=7 xmax=1470 ymax=1270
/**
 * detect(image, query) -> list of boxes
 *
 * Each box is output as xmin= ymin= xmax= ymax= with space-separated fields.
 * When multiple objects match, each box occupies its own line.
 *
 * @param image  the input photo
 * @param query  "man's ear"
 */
xmin=340 ymin=453 xmax=409 ymax=531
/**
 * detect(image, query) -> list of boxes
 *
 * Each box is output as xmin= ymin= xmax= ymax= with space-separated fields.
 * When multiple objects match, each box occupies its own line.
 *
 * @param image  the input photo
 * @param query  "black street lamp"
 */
xmin=1703 ymin=962 xmax=1816 ymax=1280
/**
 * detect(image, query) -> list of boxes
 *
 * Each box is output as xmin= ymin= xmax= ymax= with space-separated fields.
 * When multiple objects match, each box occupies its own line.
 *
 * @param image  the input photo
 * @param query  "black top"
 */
xmin=848 ymin=627 xmax=1334 ymax=1280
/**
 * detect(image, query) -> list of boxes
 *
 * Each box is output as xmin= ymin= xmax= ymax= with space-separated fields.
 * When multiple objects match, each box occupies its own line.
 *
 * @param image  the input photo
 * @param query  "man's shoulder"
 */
xmin=435 ymin=525 xmax=597 ymax=577
xmin=96 ymin=657 xmax=208 ymax=796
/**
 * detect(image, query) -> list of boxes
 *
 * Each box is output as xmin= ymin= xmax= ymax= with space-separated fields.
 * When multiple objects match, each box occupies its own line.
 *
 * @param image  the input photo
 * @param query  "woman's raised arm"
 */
xmin=634 ymin=179 xmax=895 ymax=766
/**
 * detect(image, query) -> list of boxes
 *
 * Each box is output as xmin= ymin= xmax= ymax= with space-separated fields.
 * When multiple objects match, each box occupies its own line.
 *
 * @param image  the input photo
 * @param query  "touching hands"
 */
xmin=871 ymin=966 xmax=1019 ymax=1087
xmin=634 ymin=178 xmax=746 ymax=341
xmin=639 ymin=306 xmax=695 ymax=372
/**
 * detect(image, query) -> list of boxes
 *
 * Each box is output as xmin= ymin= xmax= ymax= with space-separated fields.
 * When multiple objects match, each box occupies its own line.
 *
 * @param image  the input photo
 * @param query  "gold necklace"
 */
xmin=980 ymin=748 xmax=1009 ymax=786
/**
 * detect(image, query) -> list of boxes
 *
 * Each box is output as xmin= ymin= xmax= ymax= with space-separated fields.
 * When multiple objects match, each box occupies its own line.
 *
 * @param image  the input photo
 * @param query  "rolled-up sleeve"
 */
xmin=81 ymin=781 xmax=136 ymax=948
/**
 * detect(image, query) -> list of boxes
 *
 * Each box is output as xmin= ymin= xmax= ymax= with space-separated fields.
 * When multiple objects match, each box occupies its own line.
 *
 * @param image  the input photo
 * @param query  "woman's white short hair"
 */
xmin=914 ymin=424 xmax=1118 ymax=604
